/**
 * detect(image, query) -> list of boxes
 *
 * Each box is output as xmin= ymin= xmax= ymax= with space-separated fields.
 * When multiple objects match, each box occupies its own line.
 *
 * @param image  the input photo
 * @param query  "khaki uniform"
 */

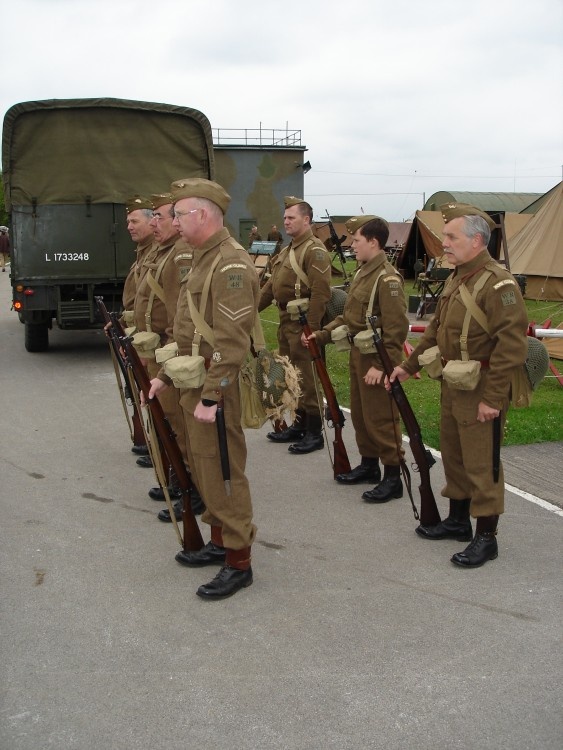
xmin=402 ymin=250 xmax=528 ymax=516
xmin=315 ymin=254 xmax=408 ymax=465
xmin=167 ymin=227 xmax=259 ymax=550
xmin=258 ymin=229 xmax=331 ymax=417
xmin=134 ymin=237 xmax=194 ymax=459
xmin=122 ymin=236 xmax=155 ymax=311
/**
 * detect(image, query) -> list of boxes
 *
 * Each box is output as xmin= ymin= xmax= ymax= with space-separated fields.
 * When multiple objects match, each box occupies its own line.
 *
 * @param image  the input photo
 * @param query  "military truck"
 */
xmin=2 ymin=98 xmax=214 ymax=351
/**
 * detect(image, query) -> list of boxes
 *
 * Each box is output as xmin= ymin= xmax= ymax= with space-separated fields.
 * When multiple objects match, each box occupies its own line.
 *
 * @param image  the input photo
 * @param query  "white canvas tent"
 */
xmin=508 ymin=182 xmax=563 ymax=301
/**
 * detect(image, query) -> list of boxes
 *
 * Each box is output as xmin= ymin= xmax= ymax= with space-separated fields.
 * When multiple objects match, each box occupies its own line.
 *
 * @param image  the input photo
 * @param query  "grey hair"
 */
xmin=141 ymin=208 xmax=154 ymax=220
xmin=191 ymin=196 xmax=223 ymax=221
xmin=461 ymin=215 xmax=491 ymax=245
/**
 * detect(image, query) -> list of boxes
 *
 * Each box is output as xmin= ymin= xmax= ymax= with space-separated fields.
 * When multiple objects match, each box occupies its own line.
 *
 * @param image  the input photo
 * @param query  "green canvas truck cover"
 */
xmin=2 ymin=97 xmax=214 ymax=209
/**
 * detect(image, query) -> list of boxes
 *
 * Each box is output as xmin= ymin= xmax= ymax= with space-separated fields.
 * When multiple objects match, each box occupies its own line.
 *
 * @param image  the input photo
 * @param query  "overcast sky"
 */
xmin=2 ymin=0 xmax=562 ymax=221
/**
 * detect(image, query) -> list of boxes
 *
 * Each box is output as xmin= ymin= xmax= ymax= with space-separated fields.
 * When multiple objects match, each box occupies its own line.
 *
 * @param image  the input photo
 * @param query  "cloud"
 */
xmin=1 ymin=0 xmax=561 ymax=220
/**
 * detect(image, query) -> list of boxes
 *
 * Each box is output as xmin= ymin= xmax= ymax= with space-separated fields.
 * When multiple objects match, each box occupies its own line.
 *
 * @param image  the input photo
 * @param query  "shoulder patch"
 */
xmin=220 ymin=263 xmax=247 ymax=272
xmin=493 ymin=279 xmax=516 ymax=290
xmin=383 ymin=274 xmax=400 ymax=282
xmin=501 ymin=289 xmax=517 ymax=306
xmin=174 ymin=252 xmax=193 ymax=263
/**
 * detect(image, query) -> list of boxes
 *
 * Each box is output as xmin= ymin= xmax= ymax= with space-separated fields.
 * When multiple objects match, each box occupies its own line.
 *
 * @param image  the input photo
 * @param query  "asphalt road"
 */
xmin=1 ymin=270 xmax=562 ymax=750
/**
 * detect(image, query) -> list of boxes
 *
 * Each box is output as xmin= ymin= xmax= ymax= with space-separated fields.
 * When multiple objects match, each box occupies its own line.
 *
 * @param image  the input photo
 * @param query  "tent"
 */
xmin=508 ymin=182 xmax=563 ymax=301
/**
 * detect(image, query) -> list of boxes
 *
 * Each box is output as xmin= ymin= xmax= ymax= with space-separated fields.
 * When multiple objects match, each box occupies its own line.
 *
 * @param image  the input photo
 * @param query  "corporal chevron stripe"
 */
xmin=217 ymin=302 xmax=254 ymax=321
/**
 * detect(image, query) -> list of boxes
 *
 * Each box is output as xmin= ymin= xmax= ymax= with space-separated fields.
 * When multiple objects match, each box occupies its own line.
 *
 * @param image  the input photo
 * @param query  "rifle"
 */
xmin=113 ymin=315 xmax=204 ymax=552
xmin=323 ymin=210 xmax=351 ymax=287
xmin=298 ymin=306 xmax=352 ymax=478
xmin=94 ymin=296 xmax=146 ymax=449
xmin=368 ymin=316 xmax=441 ymax=528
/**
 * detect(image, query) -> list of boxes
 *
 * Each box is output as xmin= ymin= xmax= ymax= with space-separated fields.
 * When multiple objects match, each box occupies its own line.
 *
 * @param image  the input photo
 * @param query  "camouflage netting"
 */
xmin=254 ymin=349 xmax=302 ymax=422
xmin=525 ymin=337 xmax=550 ymax=391
xmin=325 ymin=287 xmax=348 ymax=322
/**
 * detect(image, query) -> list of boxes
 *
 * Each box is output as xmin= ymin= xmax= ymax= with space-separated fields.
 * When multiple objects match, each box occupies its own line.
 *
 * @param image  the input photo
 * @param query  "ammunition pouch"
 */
xmin=286 ymin=297 xmax=309 ymax=320
xmin=163 ymin=354 xmax=206 ymax=389
xmin=331 ymin=325 xmax=352 ymax=352
xmin=418 ymin=345 xmax=443 ymax=379
xmin=131 ymin=331 xmax=161 ymax=360
xmin=442 ymin=359 xmax=481 ymax=390
xmin=122 ymin=310 xmax=135 ymax=325
xmin=155 ymin=341 xmax=179 ymax=364
xmin=353 ymin=328 xmax=376 ymax=355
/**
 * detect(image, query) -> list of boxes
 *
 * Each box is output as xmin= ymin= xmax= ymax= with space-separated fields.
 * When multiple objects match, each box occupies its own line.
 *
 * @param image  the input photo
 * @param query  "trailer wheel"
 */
xmin=25 ymin=322 xmax=49 ymax=352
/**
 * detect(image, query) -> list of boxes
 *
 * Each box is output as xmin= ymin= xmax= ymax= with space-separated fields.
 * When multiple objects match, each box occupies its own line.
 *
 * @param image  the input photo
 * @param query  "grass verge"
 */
xmin=259 ymin=278 xmax=563 ymax=448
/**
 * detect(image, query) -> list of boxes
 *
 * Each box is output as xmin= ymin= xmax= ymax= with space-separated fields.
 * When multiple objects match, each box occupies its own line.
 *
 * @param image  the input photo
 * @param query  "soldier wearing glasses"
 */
xmin=148 ymin=178 xmax=258 ymax=601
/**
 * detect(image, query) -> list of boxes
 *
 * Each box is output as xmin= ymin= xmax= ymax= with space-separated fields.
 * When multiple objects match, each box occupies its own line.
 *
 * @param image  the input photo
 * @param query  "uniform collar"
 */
xmin=453 ymin=249 xmax=492 ymax=277
xmin=288 ymin=228 xmax=314 ymax=249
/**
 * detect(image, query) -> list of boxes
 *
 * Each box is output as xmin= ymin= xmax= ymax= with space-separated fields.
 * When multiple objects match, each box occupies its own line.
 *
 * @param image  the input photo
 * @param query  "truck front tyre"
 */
xmin=25 ymin=322 xmax=49 ymax=352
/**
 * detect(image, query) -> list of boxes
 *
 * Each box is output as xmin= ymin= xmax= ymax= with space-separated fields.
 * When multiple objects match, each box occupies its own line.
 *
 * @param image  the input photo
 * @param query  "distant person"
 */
xmin=0 ymin=226 xmax=10 ymax=271
xmin=303 ymin=215 xmax=408 ymax=502
xmin=267 ymin=224 xmax=283 ymax=254
xmin=248 ymin=225 xmax=261 ymax=249
xmin=387 ymin=203 xmax=528 ymax=568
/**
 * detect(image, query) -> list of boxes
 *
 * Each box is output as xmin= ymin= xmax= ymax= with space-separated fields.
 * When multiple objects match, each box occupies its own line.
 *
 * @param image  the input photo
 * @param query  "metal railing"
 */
xmin=212 ymin=126 xmax=302 ymax=147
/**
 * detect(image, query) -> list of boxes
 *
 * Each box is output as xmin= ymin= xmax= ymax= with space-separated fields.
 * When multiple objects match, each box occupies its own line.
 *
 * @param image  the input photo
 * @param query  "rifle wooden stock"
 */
xmin=298 ymin=307 xmax=351 ymax=478
xmin=95 ymin=297 xmax=147 ymax=449
xmin=368 ymin=316 xmax=441 ymax=527
xmin=115 ymin=320 xmax=204 ymax=552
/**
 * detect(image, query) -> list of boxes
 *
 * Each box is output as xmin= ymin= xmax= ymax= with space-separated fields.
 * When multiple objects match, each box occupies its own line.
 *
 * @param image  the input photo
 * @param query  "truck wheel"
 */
xmin=25 ymin=322 xmax=49 ymax=352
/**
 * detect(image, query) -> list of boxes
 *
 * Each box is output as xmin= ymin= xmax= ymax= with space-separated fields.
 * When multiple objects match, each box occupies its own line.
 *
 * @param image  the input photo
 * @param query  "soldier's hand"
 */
xmin=301 ymin=331 xmax=317 ymax=348
xmin=477 ymin=401 xmax=500 ymax=422
xmin=364 ymin=366 xmax=384 ymax=386
xmin=146 ymin=377 xmax=168 ymax=403
xmin=385 ymin=366 xmax=410 ymax=391
xmin=194 ymin=401 xmax=218 ymax=423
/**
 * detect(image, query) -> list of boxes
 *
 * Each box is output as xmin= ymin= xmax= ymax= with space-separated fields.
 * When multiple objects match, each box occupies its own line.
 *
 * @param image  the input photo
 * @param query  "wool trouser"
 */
xmin=439 ymin=376 xmax=509 ymax=517
xmin=349 ymin=346 xmax=403 ymax=466
xmin=179 ymin=382 xmax=256 ymax=550
xmin=277 ymin=311 xmax=321 ymax=418
xmin=147 ymin=360 xmax=187 ymax=461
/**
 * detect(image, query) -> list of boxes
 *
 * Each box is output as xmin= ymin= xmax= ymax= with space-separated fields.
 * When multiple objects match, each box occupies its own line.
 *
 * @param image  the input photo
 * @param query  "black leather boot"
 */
xmin=336 ymin=457 xmax=381 ymax=485
xmin=136 ymin=454 xmax=153 ymax=468
xmin=176 ymin=542 xmax=226 ymax=567
xmin=148 ymin=485 xmax=182 ymax=501
xmin=451 ymin=515 xmax=499 ymax=567
xmin=131 ymin=444 xmax=149 ymax=455
xmin=267 ymin=410 xmax=306 ymax=443
xmin=196 ymin=547 xmax=253 ymax=600
xmin=362 ymin=465 xmax=402 ymax=503
xmin=158 ymin=486 xmax=205 ymax=521
xmin=288 ymin=414 xmax=324 ymax=454
xmin=416 ymin=498 xmax=472 ymax=541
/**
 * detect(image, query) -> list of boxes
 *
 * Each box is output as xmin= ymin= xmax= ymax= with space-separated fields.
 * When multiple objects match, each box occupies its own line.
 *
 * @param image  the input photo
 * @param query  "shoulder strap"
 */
xmin=186 ymin=255 xmax=221 ymax=352
xmin=144 ymin=248 xmax=174 ymax=331
xmin=365 ymin=269 xmax=387 ymax=326
xmin=288 ymin=240 xmax=315 ymax=298
xmin=458 ymin=271 xmax=492 ymax=359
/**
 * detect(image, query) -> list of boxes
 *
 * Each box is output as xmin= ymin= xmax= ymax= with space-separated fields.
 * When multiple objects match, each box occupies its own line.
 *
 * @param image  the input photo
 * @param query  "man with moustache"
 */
xmin=148 ymin=178 xmax=258 ymax=600
xmin=387 ymin=204 xmax=528 ymax=568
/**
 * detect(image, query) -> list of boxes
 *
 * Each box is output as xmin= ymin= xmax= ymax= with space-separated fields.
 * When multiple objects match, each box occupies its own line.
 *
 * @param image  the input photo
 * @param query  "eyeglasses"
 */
xmin=173 ymin=208 xmax=201 ymax=219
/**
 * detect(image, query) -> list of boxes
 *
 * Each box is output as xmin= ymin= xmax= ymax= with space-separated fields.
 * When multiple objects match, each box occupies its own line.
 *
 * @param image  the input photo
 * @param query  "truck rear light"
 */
xmin=15 ymin=284 xmax=24 ymax=292
xmin=24 ymin=288 xmax=35 ymax=296
xmin=13 ymin=301 xmax=22 ymax=310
